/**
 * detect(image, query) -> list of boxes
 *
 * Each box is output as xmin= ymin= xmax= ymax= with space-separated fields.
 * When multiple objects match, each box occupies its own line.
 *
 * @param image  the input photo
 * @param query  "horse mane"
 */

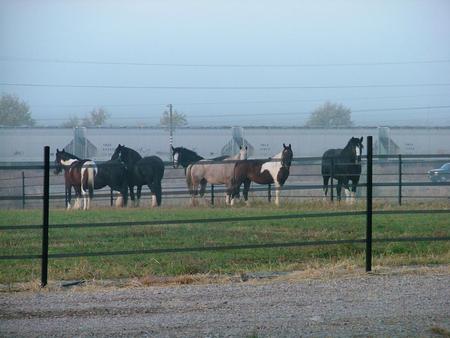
xmin=58 ymin=150 xmax=82 ymax=161
xmin=176 ymin=147 xmax=203 ymax=159
xmin=121 ymin=146 xmax=143 ymax=160
xmin=270 ymin=151 xmax=283 ymax=160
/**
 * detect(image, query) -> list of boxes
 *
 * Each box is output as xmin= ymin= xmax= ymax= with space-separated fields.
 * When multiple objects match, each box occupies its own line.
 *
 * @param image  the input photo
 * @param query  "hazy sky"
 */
xmin=1 ymin=0 xmax=450 ymax=126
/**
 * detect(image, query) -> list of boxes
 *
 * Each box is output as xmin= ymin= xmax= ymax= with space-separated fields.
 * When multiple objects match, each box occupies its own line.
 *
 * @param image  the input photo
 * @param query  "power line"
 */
xmin=28 ymin=94 xmax=450 ymax=109
xmin=1 ymin=56 xmax=450 ymax=68
xmin=2 ymin=82 xmax=450 ymax=90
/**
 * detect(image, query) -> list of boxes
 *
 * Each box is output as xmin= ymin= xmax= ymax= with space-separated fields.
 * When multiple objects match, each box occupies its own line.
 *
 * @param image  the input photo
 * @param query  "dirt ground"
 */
xmin=1 ymin=265 xmax=449 ymax=337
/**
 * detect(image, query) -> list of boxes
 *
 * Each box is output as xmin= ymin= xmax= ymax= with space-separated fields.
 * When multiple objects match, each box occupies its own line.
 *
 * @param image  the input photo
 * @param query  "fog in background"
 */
xmin=1 ymin=0 xmax=450 ymax=127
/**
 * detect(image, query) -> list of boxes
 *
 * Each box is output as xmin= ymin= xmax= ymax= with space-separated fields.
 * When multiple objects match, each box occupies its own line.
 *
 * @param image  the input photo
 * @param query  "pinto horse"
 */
xmin=54 ymin=149 xmax=97 ymax=210
xmin=321 ymin=137 xmax=363 ymax=202
xmin=231 ymin=144 xmax=293 ymax=206
xmin=111 ymin=144 xmax=165 ymax=207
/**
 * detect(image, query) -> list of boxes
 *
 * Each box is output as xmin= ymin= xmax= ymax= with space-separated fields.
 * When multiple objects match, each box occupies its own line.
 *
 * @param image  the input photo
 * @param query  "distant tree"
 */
xmin=0 ymin=93 xmax=35 ymax=126
xmin=60 ymin=107 xmax=109 ymax=128
xmin=160 ymin=109 xmax=187 ymax=130
xmin=82 ymin=107 xmax=110 ymax=127
xmin=61 ymin=115 xmax=81 ymax=128
xmin=305 ymin=101 xmax=353 ymax=127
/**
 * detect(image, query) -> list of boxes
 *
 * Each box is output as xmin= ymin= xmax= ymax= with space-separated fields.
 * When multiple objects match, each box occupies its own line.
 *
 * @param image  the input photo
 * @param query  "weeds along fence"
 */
xmin=1 ymin=137 xmax=450 ymax=286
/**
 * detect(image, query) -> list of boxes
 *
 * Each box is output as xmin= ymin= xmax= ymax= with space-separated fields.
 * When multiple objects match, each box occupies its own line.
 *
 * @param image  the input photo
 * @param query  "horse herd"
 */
xmin=54 ymin=136 xmax=364 ymax=210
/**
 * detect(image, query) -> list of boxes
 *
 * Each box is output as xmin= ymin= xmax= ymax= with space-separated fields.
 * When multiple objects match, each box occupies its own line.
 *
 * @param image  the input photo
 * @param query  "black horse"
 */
xmin=321 ymin=137 xmax=364 ymax=202
xmin=111 ymin=144 xmax=165 ymax=207
xmin=171 ymin=145 xmax=228 ymax=171
xmin=95 ymin=159 xmax=129 ymax=207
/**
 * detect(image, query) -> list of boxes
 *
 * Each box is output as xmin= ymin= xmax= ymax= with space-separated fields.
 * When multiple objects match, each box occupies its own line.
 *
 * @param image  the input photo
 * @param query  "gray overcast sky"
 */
xmin=1 ymin=0 xmax=450 ymax=126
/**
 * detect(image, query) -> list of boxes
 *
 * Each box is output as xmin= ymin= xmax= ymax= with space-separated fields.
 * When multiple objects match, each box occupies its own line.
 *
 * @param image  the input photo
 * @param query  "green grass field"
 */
xmin=1 ymin=201 xmax=449 ymax=284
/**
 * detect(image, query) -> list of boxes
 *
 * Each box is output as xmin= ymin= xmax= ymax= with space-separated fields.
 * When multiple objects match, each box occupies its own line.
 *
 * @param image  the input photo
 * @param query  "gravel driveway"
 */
xmin=1 ymin=267 xmax=449 ymax=337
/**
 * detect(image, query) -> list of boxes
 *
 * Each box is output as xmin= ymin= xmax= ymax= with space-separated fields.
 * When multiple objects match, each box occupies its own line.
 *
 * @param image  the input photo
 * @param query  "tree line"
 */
xmin=0 ymin=92 xmax=353 ymax=128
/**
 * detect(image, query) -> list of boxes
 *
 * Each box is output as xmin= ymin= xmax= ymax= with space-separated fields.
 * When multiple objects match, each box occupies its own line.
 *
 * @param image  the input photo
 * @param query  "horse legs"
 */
xmin=336 ymin=180 xmax=342 ymax=202
xmin=243 ymin=179 xmax=251 ymax=206
xmin=136 ymin=185 xmax=142 ymax=207
xmin=199 ymin=179 xmax=207 ymax=198
xmin=323 ymin=175 xmax=330 ymax=197
xmin=121 ymin=184 xmax=129 ymax=207
xmin=65 ymin=184 xmax=72 ymax=209
xmin=73 ymin=186 xmax=82 ymax=210
xmin=274 ymin=183 xmax=281 ymax=206
xmin=128 ymin=184 xmax=136 ymax=207
xmin=149 ymin=181 xmax=162 ymax=207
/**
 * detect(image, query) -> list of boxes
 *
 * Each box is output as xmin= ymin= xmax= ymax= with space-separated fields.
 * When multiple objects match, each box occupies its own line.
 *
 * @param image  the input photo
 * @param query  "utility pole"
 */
xmin=168 ymin=104 xmax=173 ymax=160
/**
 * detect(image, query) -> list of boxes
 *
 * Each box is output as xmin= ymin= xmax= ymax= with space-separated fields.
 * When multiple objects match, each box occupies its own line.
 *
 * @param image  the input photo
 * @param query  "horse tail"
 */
xmin=186 ymin=164 xmax=193 ymax=195
xmin=81 ymin=161 xmax=97 ymax=200
xmin=153 ymin=180 xmax=162 ymax=206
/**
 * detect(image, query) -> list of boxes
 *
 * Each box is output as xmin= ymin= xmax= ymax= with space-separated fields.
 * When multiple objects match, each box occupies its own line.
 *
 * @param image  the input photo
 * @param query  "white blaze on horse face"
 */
xmin=173 ymin=152 xmax=179 ymax=167
xmin=260 ymin=152 xmax=282 ymax=186
xmin=356 ymin=146 xmax=361 ymax=157
xmin=239 ymin=147 xmax=248 ymax=160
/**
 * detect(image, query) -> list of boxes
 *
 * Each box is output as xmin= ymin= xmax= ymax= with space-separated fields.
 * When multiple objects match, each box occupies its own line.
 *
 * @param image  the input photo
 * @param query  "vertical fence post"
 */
xmin=41 ymin=146 xmax=50 ymax=287
xmin=110 ymin=188 xmax=114 ymax=207
xmin=398 ymin=154 xmax=402 ymax=206
xmin=64 ymin=186 xmax=68 ymax=209
xmin=330 ymin=158 xmax=334 ymax=202
xmin=268 ymin=184 xmax=272 ymax=202
xmin=366 ymin=136 xmax=373 ymax=272
xmin=22 ymin=171 xmax=25 ymax=209
xmin=211 ymin=184 xmax=215 ymax=206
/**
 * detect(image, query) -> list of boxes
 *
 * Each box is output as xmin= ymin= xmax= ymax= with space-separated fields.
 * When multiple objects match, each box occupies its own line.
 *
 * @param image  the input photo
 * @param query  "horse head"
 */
xmin=281 ymin=143 xmax=293 ymax=168
xmin=172 ymin=146 xmax=183 ymax=168
xmin=54 ymin=148 xmax=64 ymax=174
xmin=238 ymin=145 xmax=249 ymax=160
xmin=351 ymin=137 xmax=364 ymax=162
xmin=111 ymin=144 xmax=125 ymax=162
xmin=172 ymin=146 xmax=203 ymax=169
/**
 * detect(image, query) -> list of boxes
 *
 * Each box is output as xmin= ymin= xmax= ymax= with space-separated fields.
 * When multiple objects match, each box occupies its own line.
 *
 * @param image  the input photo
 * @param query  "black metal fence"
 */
xmin=1 ymin=136 xmax=450 ymax=286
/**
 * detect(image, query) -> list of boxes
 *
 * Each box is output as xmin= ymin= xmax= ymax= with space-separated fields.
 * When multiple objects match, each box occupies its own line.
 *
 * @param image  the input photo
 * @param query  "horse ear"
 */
xmin=289 ymin=144 xmax=291 ymax=149
xmin=360 ymin=137 xmax=364 ymax=143
xmin=283 ymin=143 xmax=286 ymax=148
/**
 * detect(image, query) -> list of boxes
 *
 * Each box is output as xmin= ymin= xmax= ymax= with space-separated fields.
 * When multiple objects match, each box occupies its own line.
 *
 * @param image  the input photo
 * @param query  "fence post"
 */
xmin=22 ymin=171 xmax=25 ymax=209
xmin=366 ymin=136 xmax=373 ymax=272
xmin=110 ymin=188 xmax=114 ymax=207
xmin=211 ymin=184 xmax=215 ymax=206
xmin=268 ymin=184 xmax=272 ymax=202
xmin=330 ymin=158 xmax=334 ymax=202
xmin=41 ymin=146 xmax=50 ymax=287
xmin=398 ymin=154 xmax=402 ymax=206
xmin=64 ymin=187 xmax=68 ymax=209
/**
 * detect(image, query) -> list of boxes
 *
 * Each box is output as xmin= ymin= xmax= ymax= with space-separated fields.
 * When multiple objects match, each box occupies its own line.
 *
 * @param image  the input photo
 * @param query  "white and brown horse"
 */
xmin=231 ymin=144 xmax=293 ymax=206
xmin=54 ymin=149 xmax=97 ymax=210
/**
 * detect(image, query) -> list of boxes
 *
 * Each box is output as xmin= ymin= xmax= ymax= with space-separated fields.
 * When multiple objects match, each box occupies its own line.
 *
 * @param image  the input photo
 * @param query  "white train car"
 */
xmin=0 ymin=126 xmax=449 ymax=162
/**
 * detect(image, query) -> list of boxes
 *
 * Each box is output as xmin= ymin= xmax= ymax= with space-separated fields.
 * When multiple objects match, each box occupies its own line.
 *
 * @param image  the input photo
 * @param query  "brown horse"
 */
xmin=54 ymin=149 xmax=97 ymax=210
xmin=186 ymin=146 xmax=248 ymax=205
xmin=231 ymin=144 xmax=293 ymax=206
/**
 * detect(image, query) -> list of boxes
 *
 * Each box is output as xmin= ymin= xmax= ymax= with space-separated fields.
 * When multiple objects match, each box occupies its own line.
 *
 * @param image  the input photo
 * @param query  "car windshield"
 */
xmin=440 ymin=163 xmax=450 ymax=170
